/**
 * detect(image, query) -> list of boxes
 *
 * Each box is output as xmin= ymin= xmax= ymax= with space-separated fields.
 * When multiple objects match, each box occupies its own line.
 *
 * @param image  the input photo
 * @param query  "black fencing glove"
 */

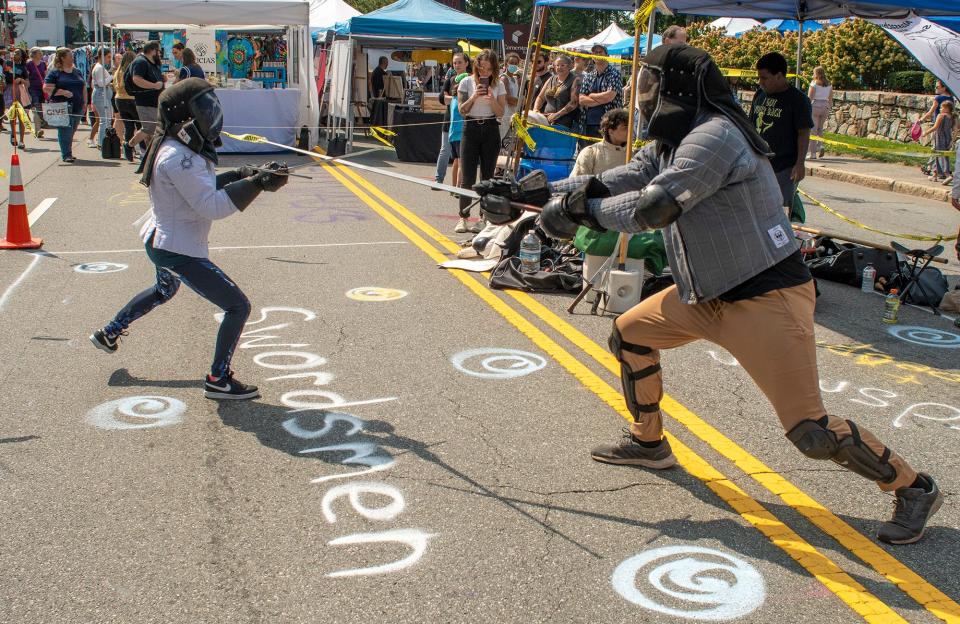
xmin=540 ymin=181 xmax=607 ymax=240
xmin=480 ymin=194 xmax=521 ymax=225
xmin=472 ymin=178 xmax=514 ymax=198
xmin=253 ymin=162 xmax=289 ymax=192
xmin=473 ymin=170 xmax=550 ymax=207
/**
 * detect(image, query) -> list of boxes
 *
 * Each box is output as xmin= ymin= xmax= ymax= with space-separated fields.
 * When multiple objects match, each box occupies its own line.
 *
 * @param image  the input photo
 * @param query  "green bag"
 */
xmin=790 ymin=191 xmax=806 ymax=224
xmin=572 ymin=227 xmax=667 ymax=275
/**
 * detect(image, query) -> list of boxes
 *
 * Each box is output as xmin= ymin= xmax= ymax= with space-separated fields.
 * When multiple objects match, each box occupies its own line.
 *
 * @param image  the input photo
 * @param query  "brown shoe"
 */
xmin=591 ymin=428 xmax=677 ymax=469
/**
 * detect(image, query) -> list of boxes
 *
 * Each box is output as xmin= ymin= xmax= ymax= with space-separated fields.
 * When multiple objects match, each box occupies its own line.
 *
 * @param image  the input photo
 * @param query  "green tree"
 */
xmin=344 ymin=0 xmax=392 ymax=13
xmin=72 ymin=17 xmax=88 ymax=44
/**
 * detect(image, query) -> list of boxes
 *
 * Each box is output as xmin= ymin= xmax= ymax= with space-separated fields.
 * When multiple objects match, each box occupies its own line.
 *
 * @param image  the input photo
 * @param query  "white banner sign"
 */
xmin=869 ymin=13 xmax=960 ymax=100
xmin=185 ymin=29 xmax=218 ymax=74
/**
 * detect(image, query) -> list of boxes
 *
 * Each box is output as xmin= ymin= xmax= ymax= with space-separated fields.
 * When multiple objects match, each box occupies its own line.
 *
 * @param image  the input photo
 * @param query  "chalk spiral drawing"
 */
xmin=345 ymin=287 xmax=408 ymax=302
xmin=611 ymin=545 xmax=765 ymax=621
xmin=74 ymin=262 xmax=128 ymax=274
xmin=86 ymin=396 xmax=186 ymax=430
xmin=232 ymin=305 xmax=432 ymax=578
xmin=707 ymin=350 xmax=739 ymax=367
xmin=451 ymin=348 xmax=547 ymax=379
xmin=887 ymin=326 xmax=960 ymax=349
xmin=893 ymin=403 xmax=960 ymax=431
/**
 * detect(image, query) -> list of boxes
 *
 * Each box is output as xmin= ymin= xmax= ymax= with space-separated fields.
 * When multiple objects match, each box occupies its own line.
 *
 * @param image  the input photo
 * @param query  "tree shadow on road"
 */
xmin=214 ymin=398 xmax=608 ymax=559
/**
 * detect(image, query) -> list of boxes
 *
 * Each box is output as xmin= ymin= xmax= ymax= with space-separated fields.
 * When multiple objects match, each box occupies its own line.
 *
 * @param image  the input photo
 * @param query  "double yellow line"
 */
xmin=322 ymin=160 xmax=960 ymax=624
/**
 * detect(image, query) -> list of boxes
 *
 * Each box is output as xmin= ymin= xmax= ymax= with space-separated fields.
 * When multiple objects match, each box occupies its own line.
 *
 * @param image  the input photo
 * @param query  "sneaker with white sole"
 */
xmin=454 ymin=218 xmax=469 ymax=233
xmin=204 ymin=372 xmax=260 ymax=400
xmin=90 ymin=328 xmax=125 ymax=353
xmin=468 ymin=219 xmax=485 ymax=233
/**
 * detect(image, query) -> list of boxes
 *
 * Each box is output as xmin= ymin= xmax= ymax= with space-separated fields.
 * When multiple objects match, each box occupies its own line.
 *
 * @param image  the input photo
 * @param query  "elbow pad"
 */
xmin=633 ymin=185 xmax=681 ymax=230
xmin=223 ymin=178 xmax=263 ymax=212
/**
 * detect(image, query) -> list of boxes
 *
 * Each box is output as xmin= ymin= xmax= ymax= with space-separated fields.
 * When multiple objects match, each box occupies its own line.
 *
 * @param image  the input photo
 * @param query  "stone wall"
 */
xmin=738 ymin=89 xmax=953 ymax=147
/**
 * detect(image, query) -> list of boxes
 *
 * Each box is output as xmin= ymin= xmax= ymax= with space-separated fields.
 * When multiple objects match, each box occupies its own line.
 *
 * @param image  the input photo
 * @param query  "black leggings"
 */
xmin=104 ymin=237 xmax=251 ymax=378
xmin=115 ymin=98 xmax=140 ymax=159
xmin=458 ymin=117 xmax=501 ymax=217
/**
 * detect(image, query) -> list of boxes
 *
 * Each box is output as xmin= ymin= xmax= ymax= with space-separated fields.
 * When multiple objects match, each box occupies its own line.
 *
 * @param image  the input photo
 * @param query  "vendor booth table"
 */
xmin=218 ymin=88 xmax=302 ymax=153
xmin=100 ymin=0 xmax=319 ymax=153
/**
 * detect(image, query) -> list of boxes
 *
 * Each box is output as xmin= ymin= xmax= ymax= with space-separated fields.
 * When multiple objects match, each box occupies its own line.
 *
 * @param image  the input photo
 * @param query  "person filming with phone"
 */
xmin=457 ymin=49 xmax=506 ymax=233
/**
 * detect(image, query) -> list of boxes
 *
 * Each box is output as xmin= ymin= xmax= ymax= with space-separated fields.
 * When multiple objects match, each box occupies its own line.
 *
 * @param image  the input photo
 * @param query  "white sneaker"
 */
xmin=86 ymin=139 xmax=96 ymax=148
xmin=468 ymin=219 xmax=485 ymax=234
xmin=454 ymin=218 xmax=469 ymax=233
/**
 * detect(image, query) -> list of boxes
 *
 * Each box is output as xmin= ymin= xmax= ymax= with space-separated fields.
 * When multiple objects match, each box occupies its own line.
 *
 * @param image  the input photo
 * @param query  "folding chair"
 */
xmin=517 ymin=125 xmax=578 ymax=183
xmin=890 ymin=240 xmax=945 ymax=315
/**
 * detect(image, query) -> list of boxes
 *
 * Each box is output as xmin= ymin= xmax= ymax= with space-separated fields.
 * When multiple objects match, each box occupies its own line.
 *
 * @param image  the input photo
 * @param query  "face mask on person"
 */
xmin=507 ymin=64 xmax=519 ymax=74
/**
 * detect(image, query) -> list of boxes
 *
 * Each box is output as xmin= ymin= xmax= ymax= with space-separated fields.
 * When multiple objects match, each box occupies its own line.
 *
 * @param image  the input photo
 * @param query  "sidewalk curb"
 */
xmin=806 ymin=164 xmax=951 ymax=202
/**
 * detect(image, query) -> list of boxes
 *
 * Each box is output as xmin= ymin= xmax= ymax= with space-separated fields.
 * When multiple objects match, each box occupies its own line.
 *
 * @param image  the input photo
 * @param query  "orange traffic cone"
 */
xmin=0 ymin=153 xmax=41 ymax=250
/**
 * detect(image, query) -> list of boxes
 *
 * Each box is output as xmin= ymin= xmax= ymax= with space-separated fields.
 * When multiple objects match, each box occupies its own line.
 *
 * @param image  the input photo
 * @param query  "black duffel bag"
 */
xmin=805 ymin=238 xmax=897 ymax=288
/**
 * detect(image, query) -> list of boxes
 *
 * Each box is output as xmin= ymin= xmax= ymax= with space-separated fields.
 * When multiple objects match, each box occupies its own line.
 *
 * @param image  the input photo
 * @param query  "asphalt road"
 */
xmin=0 ymin=133 xmax=957 ymax=624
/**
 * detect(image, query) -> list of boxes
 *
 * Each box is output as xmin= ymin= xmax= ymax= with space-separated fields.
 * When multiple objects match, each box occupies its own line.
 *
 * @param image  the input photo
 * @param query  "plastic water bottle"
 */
xmin=519 ymin=230 xmax=540 ymax=274
xmin=882 ymin=289 xmax=901 ymax=324
xmin=861 ymin=264 xmax=876 ymax=293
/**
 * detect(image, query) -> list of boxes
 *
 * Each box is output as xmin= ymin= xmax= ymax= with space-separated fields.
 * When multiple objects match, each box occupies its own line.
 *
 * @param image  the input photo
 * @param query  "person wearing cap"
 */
xmin=577 ymin=44 xmax=623 ymax=148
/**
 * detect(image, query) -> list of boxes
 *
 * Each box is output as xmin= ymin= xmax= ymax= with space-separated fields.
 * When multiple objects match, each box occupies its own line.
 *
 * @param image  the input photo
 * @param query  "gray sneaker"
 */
xmin=877 ymin=473 xmax=943 ymax=545
xmin=591 ymin=428 xmax=677 ymax=469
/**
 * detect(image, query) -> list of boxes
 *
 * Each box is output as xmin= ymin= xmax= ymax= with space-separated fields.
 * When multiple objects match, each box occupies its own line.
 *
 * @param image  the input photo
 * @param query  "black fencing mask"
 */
xmin=138 ymin=78 xmax=224 ymax=186
xmin=640 ymin=44 xmax=770 ymax=155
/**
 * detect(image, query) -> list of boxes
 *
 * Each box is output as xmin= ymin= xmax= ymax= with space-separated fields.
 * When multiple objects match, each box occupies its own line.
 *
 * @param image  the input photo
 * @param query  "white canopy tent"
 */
xmin=708 ymin=17 xmax=763 ymax=36
xmin=310 ymin=0 xmax=360 ymax=32
xmin=99 ymin=0 xmax=319 ymax=151
xmin=561 ymin=22 xmax=631 ymax=50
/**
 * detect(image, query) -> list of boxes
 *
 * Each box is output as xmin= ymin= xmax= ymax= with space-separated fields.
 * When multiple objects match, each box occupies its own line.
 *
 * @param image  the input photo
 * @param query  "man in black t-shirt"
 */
xmin=749 ymin=52 xmax=813 ymax=210
xmin=128 ymin=40 xmax=165 ymax=149
xmin=369 ymin=56 xmax=388 ymax=98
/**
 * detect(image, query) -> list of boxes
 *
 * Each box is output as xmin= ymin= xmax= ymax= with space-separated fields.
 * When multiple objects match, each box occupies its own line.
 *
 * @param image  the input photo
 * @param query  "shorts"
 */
xmin=774 ymin=167 xmax=797 ymax=209
xmin=136 ymin=105 xmax=158 ymax=135
xmin=450 ymin=140 xmax=461 ymax=159
xmin=111 ymin=95 xmax=119 ymax=113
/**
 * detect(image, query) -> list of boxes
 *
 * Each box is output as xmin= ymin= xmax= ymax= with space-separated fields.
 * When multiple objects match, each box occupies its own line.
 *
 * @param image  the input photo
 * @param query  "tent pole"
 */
xmin=795 ymin=19 xmax=803 ymax=88
xmin=507 ymin=4 xmax=548 ymax=176
xmin=625 ymin=3 xmax=652 ymax=163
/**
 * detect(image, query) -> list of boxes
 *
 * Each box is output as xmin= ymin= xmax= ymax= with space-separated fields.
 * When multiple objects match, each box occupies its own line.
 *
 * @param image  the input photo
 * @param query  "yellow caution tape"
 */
xmin=524 ymin=119 xmax=600 ymax=145
xmin=799 ymin=188 xmax=957 ymax=242
xmin=636 ymin=0 xmax=657 ymax=33
xmin=5 ymin=101 xmax=34 ymax=136
xmin=811 ymin=134 xmax=952 ymax=157
xmin=511 ymin=114 xmax=538 ymax=151
xmin=370 ymin=125 xmax=396 ymax=148
xmin=536 ymin=44 xmax=634 ymax=65
xmin=223 ymin=131 xmax=268 ymax=143
xmin=721 ymin=68 xmax=806 ymax=83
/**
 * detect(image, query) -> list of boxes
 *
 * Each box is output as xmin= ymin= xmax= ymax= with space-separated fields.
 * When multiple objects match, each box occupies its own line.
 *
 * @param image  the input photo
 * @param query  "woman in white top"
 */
xmin=456 ymin=49 xmax=506 ymax=233
xmin=807 ymin=66 xmax=832 ymax=159
xmin=90 ymin=48 xmax=115 ymax=149
xmin=499 ymin=52 xmax=522 ymax=140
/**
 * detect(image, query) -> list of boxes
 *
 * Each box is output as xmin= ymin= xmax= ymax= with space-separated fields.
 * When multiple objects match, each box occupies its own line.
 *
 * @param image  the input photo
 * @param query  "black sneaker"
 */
xmin=204 ymin=372 xmax=260 ymax=400
xmin=90 ymin=328 xmax=124 ymax=353
xmin=877 ymin=473 xmax=943 ymax=545
xmin=590 ymin=428 xmax=677 ymax=469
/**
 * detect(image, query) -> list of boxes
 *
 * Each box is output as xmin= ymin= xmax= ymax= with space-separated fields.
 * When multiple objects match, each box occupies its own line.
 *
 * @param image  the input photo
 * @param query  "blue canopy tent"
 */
xmin=930 ymin=16 xmax=960 ymax=32
xmin=762 ymin=19 xmax=825 ymax=32
xmin=334 ymin=0 xmax=503 ymax=40
xmin=608 ymin=33 xmax=662 ymax=55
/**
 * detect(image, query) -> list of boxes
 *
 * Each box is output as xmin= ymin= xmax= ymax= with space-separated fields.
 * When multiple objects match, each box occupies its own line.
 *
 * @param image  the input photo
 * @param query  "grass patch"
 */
xmin=819 ymin=132 xmax=932 ymax=166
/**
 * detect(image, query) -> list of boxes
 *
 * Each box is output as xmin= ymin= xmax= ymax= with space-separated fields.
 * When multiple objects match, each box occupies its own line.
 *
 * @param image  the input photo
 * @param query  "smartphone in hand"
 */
xmin=478 ymin=75 xmax=490 ymax=96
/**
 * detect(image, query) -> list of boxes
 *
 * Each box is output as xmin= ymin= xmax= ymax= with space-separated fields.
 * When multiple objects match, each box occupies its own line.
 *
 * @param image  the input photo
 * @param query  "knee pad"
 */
xmin=608 ymin=324 xmax=660 ymax=420
xmin=786 ymin=417 xmax=896 ymax=484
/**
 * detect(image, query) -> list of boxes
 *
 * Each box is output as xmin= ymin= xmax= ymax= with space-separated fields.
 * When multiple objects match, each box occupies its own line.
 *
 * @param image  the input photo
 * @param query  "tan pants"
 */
xmin=615 ymin=281 xmax=916 ymax=492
